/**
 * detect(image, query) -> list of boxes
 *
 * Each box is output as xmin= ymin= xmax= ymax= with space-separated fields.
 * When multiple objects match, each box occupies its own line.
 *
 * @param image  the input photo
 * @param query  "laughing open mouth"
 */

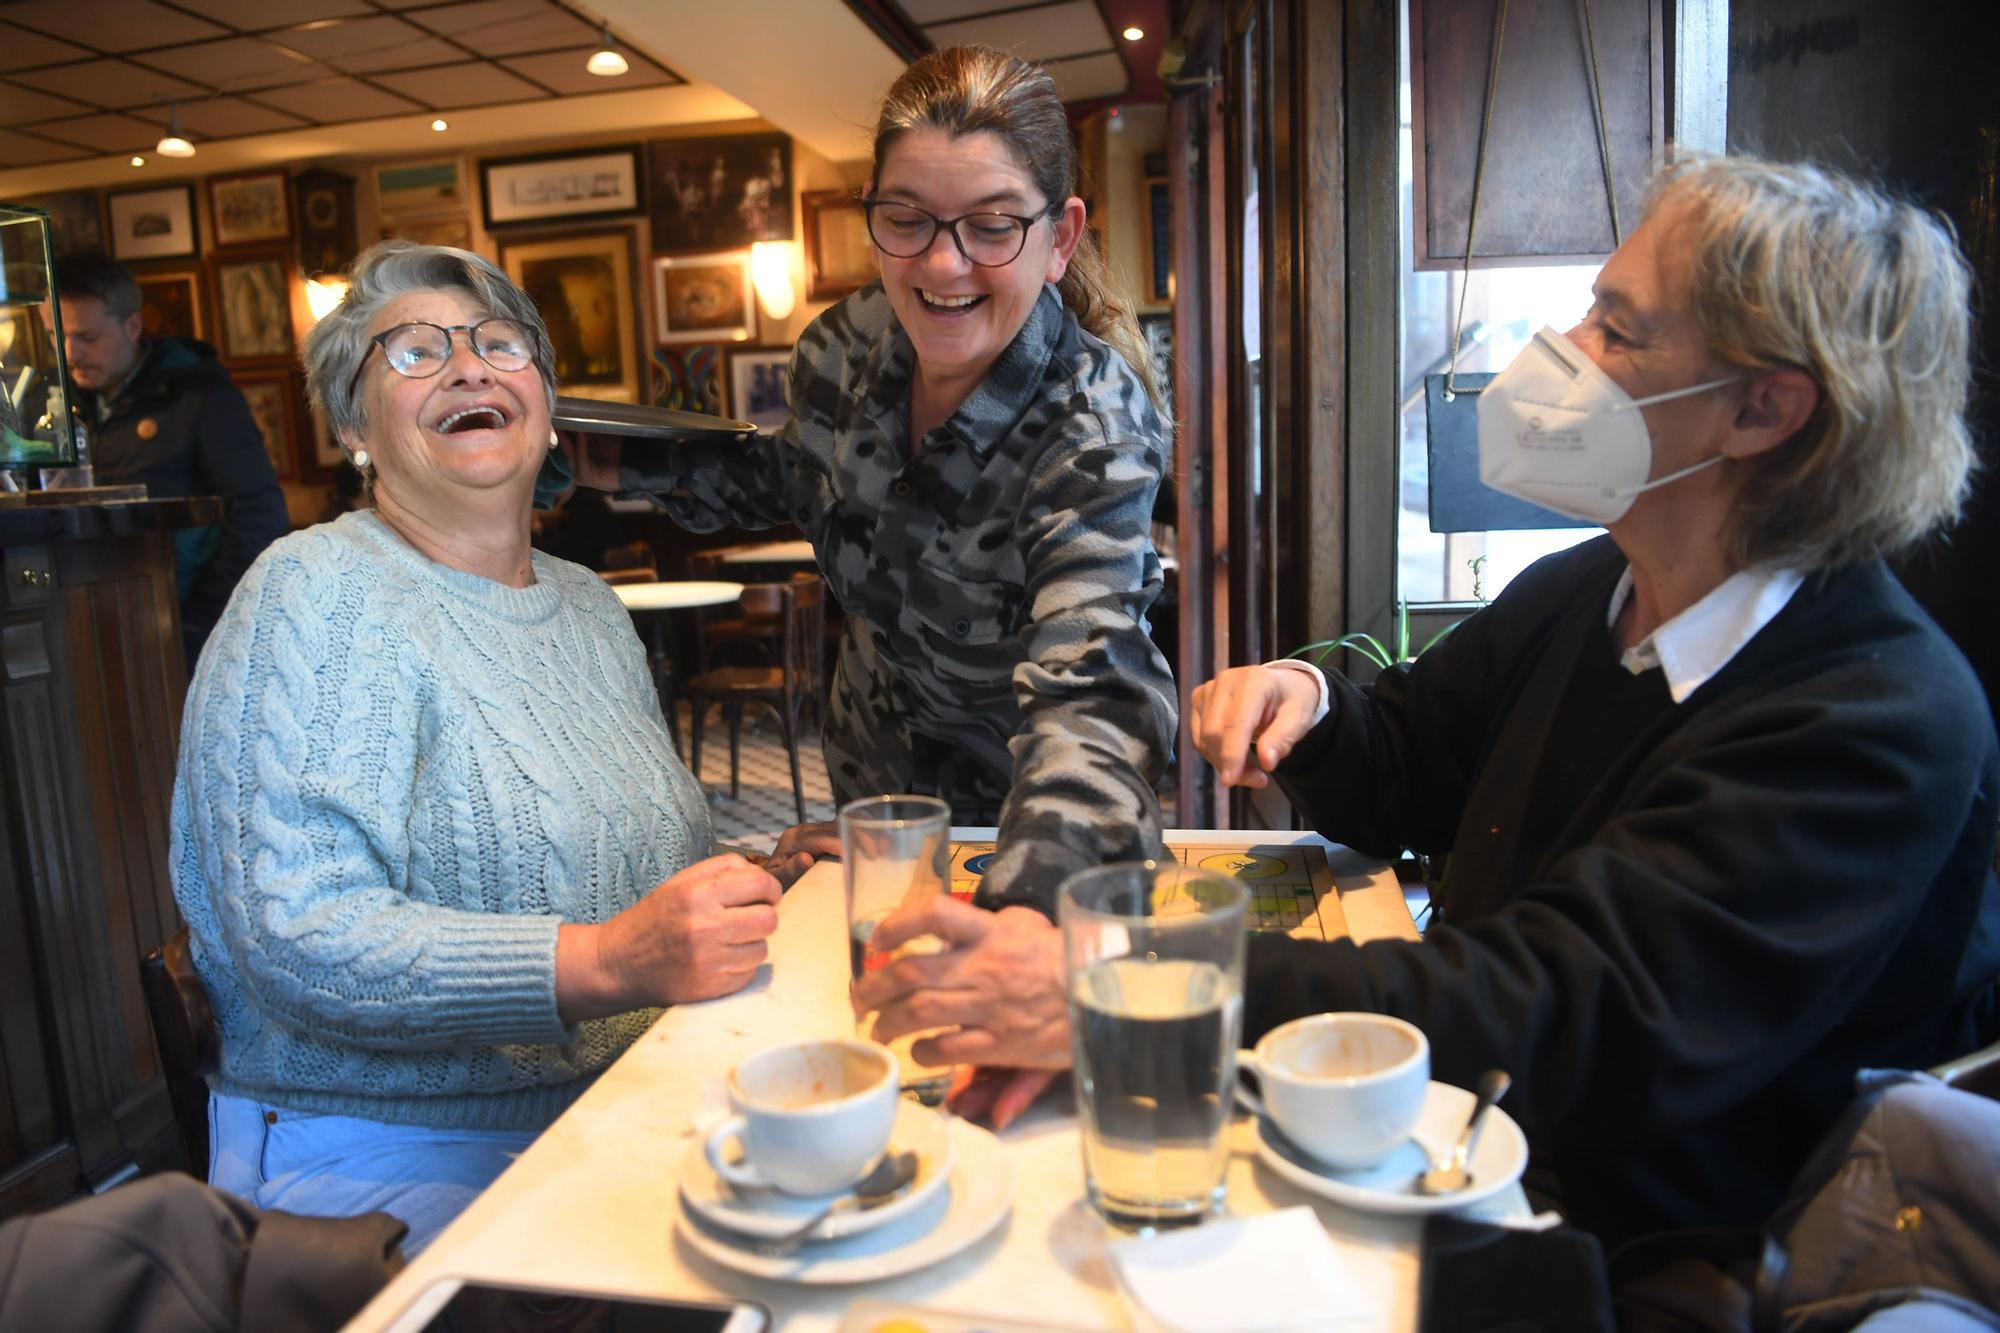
xmin=918 ymin=289 xmax=987 ymax=312
xmin=435 ymin=405 xmax=509 ymax=434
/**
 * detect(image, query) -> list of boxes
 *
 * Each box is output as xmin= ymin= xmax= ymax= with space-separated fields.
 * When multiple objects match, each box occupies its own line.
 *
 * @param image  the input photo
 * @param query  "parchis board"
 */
xmin=948 ymin=840 xmax=1342 ymax=937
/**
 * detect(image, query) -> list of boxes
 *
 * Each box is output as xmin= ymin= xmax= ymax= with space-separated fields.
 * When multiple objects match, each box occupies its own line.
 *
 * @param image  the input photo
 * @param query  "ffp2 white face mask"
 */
xmin=1476 ymin=326 xmax=1742 ymax=524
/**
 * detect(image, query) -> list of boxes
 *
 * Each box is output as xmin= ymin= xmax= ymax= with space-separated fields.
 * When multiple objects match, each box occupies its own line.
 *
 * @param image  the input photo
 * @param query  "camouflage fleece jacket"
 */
xmin=622 ymin=282 xmax=1175 ymax=914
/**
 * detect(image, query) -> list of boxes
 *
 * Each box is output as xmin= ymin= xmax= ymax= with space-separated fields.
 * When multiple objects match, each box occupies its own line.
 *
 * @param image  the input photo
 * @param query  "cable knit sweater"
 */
xmin=171 ymin=509 xmax=712 ymax=1131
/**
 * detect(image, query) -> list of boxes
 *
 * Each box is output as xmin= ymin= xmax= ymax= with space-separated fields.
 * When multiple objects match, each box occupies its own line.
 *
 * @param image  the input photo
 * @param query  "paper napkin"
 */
xmin=1107 ymin=1206 xmax=1376 ymax=1332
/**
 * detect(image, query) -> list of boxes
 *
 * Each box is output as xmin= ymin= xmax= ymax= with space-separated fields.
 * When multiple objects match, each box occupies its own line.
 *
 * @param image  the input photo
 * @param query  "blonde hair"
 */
xmin=1650 ymin=155 xmax=1976 ymax=571
xmin=872 ymin=45 xmax=1164 ymax=415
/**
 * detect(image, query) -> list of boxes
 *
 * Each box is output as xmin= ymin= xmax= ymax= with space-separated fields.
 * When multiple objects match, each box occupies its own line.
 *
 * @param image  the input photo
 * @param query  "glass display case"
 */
xmin=0 ymin=204 xmax=80 ymax=469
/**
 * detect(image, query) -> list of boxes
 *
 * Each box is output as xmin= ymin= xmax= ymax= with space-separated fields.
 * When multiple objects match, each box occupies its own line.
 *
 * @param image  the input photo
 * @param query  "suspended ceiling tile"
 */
xmin=408 ymin=0 xmax=598 ymax=57
xmin=0 ymin=128 xmax=83 ymax=166
xmin=10 ymin=59 xmax=209 ymax=110
xmin=0 ymin=1 xmax=228 ymax=52
xmin=0 ymin=83 xmax=88 ymax=123
xmin=498 ymin=49 xmax=676 ymax=98
xmin=175 ymin=97 xmax=310 ymax=138
xmin=368 ymin=61 xmax=542 ymax=109
xmin=279 ymin=35 xmax=465 ymax=74
xmin=1041 ymin=50 xmax=1130 ymax=103
xmin=0 ymin=25 xmax=93 ymax=72
xmin=899 ymin=0 xmax=1015 ymax=20
xmin=266 ymin=15 xmax=451 ymax=70
xmin=928 ymin=1 xmax=1111 ymax=63
xmin=30 ymin=112 xmax=160 ymax=153
xmin=200 ymin=0 xmax=376 ymax=25
xmin=139 ymin=38 xmax=332 ymax=89
xmin=251 ymin=77 xmax=425 ymax=121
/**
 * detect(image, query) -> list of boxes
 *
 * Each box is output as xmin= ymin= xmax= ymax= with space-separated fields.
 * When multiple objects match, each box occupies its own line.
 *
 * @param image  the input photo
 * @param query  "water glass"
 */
xmin=1061 ymin=860 xmax=1246 ymax=1231
xmin=840 ymin=794 xmax=953 ymax=1103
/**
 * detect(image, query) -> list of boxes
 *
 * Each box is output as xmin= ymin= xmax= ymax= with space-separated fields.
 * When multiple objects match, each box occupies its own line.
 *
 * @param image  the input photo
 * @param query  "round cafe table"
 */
xmin=611 ymin=580 xmax=745 ymax=753
xmin=715 ymin=540 xmax=816 ymax=566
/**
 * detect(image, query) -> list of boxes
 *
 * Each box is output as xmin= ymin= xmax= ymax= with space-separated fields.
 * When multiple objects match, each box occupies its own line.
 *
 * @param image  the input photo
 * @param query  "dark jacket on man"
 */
xmin=75 ymin=337 xmax=289 ymax=664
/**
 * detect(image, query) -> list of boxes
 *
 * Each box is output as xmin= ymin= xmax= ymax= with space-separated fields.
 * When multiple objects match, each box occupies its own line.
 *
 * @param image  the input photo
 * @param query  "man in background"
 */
xmin=49 ymin=252 xmax=288 ymax=666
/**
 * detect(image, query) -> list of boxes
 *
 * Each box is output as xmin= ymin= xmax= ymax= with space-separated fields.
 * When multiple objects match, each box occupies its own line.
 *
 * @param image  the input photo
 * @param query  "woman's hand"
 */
xmin=1189 ymin=664 xmax=1322 ymax=788
xmin=557 ymin=431 xmax=625 ymax=492
xmin=851 ymin=900 xmax=1071 ymax=1071
xmin=556 ymin=853 xmax=781 ymax=1020
xmin=945 ymin=1065 xmax=1064 ymax=1130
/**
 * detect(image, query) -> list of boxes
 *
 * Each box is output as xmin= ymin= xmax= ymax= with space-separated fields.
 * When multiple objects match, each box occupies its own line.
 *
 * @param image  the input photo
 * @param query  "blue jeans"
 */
xmin=207 ymin=1093 xmax=537 ymax=1255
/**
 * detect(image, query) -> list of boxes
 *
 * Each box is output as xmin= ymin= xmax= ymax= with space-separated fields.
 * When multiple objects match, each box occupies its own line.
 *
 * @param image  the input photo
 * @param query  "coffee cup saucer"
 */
xmin=681 ymin=1099 xmax=954 ymax=1242
xmin=1251 ymin=1079 xmax=1528 ymax=1216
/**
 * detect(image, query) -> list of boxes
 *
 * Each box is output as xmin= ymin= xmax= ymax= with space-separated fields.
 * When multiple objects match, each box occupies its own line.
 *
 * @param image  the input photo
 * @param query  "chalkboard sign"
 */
xmin=1424 ymin=373 xmax=1592 ymax=533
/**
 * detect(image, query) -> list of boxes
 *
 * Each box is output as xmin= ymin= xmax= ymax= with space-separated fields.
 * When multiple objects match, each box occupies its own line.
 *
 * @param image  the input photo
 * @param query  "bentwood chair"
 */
xmin=140 ymin=926 xmax=220 ymax=1174
xmin=682 ymin=578 xmax=825 ymax=822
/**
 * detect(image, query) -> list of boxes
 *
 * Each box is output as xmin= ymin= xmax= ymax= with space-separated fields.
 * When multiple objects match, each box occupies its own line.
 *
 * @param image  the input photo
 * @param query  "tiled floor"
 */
xmin=674 ymin=703 xmax=838 ymax=852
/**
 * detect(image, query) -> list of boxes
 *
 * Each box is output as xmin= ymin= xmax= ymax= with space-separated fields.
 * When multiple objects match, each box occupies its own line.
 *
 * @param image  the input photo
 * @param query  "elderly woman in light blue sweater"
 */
xmin=171 ymin=241 xmax=787 ymax=1253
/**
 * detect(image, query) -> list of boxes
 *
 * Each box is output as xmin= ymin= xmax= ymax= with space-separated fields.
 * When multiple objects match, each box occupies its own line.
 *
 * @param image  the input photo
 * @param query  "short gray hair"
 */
xmin=1649 ymin=155 xmax=1976 ymax=571
xmin=303 ymin=240 xmax=557 ymax=450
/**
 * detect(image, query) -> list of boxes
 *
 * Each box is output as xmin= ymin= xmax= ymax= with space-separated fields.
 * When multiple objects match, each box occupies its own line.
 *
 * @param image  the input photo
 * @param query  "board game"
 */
xmin=948 ymin=839 xmax=1345 ymax=937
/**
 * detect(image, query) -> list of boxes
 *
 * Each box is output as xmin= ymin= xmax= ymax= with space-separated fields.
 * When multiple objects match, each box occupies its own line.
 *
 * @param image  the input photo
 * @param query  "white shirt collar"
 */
xmin=1607 ymin=563 xmax=1804 ymax=703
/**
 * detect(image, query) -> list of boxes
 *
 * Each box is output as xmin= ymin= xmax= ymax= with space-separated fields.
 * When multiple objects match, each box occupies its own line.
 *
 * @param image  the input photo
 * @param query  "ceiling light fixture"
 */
xmin=586 ymin=23 xmax=629 ymax=77
xmin=130 ymin=155 xmax=146 ymax=167
xmin=1122 ymin=25 xmax=1145 ymax=40
xmin=431 ymin=118 xmax=449 ymax=132
xmin=156 ymin=102 xmax=195 ymax=158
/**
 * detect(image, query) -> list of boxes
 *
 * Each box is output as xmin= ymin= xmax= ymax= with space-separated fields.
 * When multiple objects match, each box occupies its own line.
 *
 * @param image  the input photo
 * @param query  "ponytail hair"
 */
xmin=873 ymin=45 xmax=1165 ymax=416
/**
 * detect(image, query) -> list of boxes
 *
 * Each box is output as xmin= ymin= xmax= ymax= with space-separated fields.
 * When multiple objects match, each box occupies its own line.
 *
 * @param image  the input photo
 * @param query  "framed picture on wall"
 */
xmin=374 ymin=157 xmax=466 ymax=221
xmin=649 ymin=344 xmax=723 ymax=414
xmin=236 ymin=372 xmax=298 ymax=480
xmin=480 ymin=145 xmax=643 ymax=229
xmin=652 ymin=251 xmax=755 ymax=344
xmin=213 ymin=253 xmax=295 ymax=363
xmin=646 ymin=132 xmax=792 ymax=253
xmin=725 ymin=345 xmax=792 ymax=430
xmin=133 ymin=270 xmax=204 ymax=341
xmin=499 ymin=229 xmax=641 ymax=404
xmin=19 ymin=190 xmax=104 ymax=257
xmin=209 ymin=171 xmax=290 ymax=247
xmin=379 ymin=215 xmax=473 ymax=250
xmin=802 ymin=189 xmax=873 ymax=300
xmin=1141 ymin=178 xmax=1172 ymax=304
xmin=107 ymin=185 xmax=197 ymax=261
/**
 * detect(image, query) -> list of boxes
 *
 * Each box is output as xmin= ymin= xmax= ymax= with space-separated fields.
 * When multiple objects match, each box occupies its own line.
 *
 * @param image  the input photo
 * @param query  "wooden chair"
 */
xmin=683 ymin=579 xmax=825 ymax=822
xmin=139 ymin=925 xmax=219 ymax=1175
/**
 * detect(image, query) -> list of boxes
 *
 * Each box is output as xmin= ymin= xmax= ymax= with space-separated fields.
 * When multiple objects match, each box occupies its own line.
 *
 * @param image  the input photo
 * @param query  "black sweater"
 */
xmin=1250 ymin=536 xmax=2000 ymax=1245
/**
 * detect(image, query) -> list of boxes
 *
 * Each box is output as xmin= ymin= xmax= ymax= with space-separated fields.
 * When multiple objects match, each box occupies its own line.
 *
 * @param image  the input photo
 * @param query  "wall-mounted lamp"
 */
xmin=304 ymin=276 xmax=351 ymax=323
xmin=751 ymin=241 xmax=796 ymax=321
xmin=586 ymin=23 xmax=629 ymax=77
xmin=156 ymin=103 xmax=195 ymax=158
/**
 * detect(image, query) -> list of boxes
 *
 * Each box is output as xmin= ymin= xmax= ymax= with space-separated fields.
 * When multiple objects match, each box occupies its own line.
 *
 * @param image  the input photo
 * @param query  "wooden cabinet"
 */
xmin=0 ymin=498 xmax=219 ymax=1217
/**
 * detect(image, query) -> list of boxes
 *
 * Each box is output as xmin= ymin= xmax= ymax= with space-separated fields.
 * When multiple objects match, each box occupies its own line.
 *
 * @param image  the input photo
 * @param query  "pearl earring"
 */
xmin=352 ymin=449 xmax=370 ymax=469
xmin=548 ymin=429 xmax=558 ymax=449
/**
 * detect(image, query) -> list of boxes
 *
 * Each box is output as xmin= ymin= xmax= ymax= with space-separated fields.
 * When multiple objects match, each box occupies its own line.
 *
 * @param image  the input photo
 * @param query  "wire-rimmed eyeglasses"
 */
xmin=860 ymin=198 xmax=1056 ymax=268
xmin=350 ymin=319 xmax=537 ymax=393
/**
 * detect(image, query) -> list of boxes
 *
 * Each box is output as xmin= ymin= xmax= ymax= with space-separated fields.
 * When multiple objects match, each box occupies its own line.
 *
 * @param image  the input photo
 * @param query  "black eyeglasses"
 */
xmin=350 ymin=319 xmax=536 ymax=393
xmin=860 ymin=199 xmax=1056 ymax=268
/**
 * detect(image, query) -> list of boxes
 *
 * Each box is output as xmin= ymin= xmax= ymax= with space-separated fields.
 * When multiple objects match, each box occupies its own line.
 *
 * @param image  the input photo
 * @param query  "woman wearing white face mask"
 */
xmin=859 ymin=155 xmax=2000 ymax=1247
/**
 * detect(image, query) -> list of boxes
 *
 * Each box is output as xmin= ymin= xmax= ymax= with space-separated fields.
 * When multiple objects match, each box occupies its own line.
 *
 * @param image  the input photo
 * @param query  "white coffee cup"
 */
xmin=704 ymin=1039 xmax=898 ymax=1195
xmin=1235 ymin=1013 xmax=1430 ymax=1171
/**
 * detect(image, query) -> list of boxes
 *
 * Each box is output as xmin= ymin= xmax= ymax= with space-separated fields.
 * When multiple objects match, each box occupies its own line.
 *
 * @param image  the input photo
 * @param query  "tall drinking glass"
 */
xmin=1061 ymin=860 xmax=1246 ymax=1231
xmin=841 ymin=794 xmax=954 ymax=1104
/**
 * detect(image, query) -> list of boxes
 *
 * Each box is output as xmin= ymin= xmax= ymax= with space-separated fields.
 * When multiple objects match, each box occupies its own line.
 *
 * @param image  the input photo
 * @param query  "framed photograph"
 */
xmin=652 ymin=251 xmax=755 ymax=344
xmin=133 ymin=270 xmax=204 ymax=341
xmin=236 ymin=372 xmax=298 ymax=479
xmin=213 ymin=253 xmax=295 ymax=363
xmin=480 ymin=145 xmax=642 ymax=230
xmin=648 ymin=344 xmax=722 ymax=414
xmin=209 ymin=171 xmax=290 ymax=247
xmin=647 ymin=133 xmax=792 ymax=253
xmin=18 ymin=190 xmax=104 ymax=257
xmin=1138 ymin=312 xmax=1174 ymax=408
xmin=374 ymin=157 xmax=466 ymax=221
xmin=725 ymin=345 xmax=792 ymax=430
xmin=500 ymin=229 xmax=640 ymax=404
xmin=107 ymin=185 xmax=197 ymax=261
xmin=802 ymin=189 xmax=873 ymax=301
xmin=379 ymin=215 xmax=472 ymax=251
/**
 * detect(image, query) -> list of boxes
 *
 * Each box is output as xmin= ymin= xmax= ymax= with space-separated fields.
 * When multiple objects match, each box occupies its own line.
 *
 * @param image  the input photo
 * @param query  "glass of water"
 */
xmin=840 ymin=794 xmax=954 ymax=1104
xmin=1061 ymin=860 xmax=1246 ymax=1231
